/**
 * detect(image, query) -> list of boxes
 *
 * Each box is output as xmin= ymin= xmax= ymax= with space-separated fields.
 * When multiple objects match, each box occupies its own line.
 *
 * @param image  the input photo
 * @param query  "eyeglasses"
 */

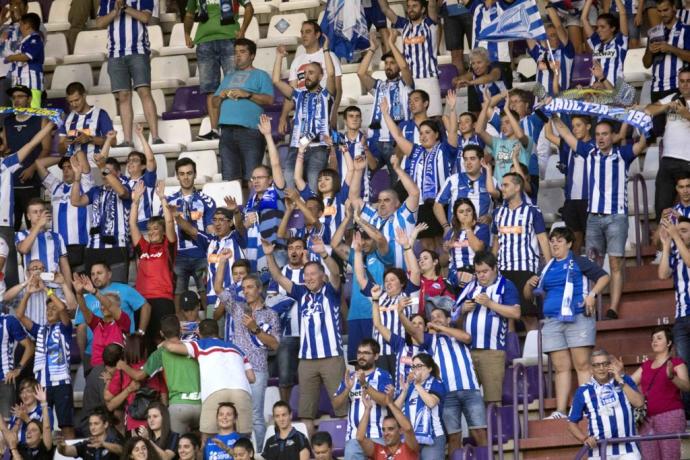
xmin=251 ymin=175 xmax=269 ymax=181
xmin=410 ymin=364 xmax=426 ymax=369
xmin=591 ymin=362 xmax=611 ymax=369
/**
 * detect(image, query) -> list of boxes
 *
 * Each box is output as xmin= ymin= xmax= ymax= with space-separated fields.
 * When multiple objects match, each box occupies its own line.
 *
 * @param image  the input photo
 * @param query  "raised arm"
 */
xmin=16 ymin=122 xmax=55 ymax=164
xmin=632 ymin=130 xmax=647 ymax=156
xmin=354 ymin=214 xmax=389 ymax=255
xmin=446 ymin=90 xmax=459 ymax=148
xmin=581 ymin=0 xmax=595 ymax=38
xmin=392 ymin=155 xmax=420 ymax=214
xmin=276 ymin=200 xmax=295 ymax=240
xmin=658 ymin=225 xmax=673 ymax=279
xmin=546 ymin=4 xmax=568 ymax=44
xmin=396 ymin=225 xmax=423 ymax=286
xmin=370 ymin=285 xmax=392 ymax=343
xmin=551 ymin=116 xmax=579 ymax=151
xmin=259 ymin=114 xmax=286 ymax=190
xmin=475 ymin=91 xmax=496 ymax=146
xmin=356 ymin=397 xmax=377 ymax=457
xmin=311 ymin=237 xmax=341 ymax=290
xmin=386 ymin=388 xmax=419 ymax=452
xmin=294 ymin=145 xmax=308 ymax=191
xmin=614 ymin=0 xmax=629 ymax=36
xmin=263 ymin=240 xmax=294 ymax=293
xmin=323 ymin=36 xmax=337 ymax=96
xmin=381 ymin=98 xmax=413 ymax=155
xmin=388 ymin=29 xmax=414 ymax=87
xmin=357 ymin=31 xmax=379 ymax=92
xmin=129 ymin=181 xmax=145 ymax=247
xmin=272 ymin=46 xmax=294 ymax=98
xmin=399 ymin=303 xmax=424 ymax=343
xmin=376 ymin=0 xmax=400 ymax=24
xmin=331 ymin=202 xmax=353 ymax=260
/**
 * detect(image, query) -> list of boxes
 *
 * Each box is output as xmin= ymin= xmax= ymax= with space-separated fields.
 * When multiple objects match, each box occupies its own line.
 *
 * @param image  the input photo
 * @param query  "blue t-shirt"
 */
xmin=347 ymin=248 xmax=394 ymax=320
xmin=491 ymin=136 xmax=533 ymax=182
xmin=74 ymin=283 xmax=146 ymax=354
xmin=215 ymin=68 xmax=273 ymax=129
xmin=541 ymin=254 xmax=608 ymax=317
xmin=203 ymin=432 xmax=240 ymax=460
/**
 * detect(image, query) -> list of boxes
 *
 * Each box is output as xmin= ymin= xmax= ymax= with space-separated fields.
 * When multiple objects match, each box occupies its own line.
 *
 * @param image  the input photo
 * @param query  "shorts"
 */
xmin=501 ymin=270 xmax=539 ymax=317
xmin=364 ymin=3 xmax=387 ymax=30
xmin=562 ymin=199 xmax=589 ymax=233
xmin=174 ymin=255 xmax=208 ymax=295
xmin=47 ymin=383 xmax=74 ymax=427
xmin=347 ymin=318 xmax=373 ymax=363
xmin=200 ymin=388 xmax=252 ymax=434
xmin=586 ymin=213 xmax=629 ymax=258
xmin=276 ymin=336 xmax=300 ymax=388
xmin=169 ymin=403 xmax=201 ymax=433
xmin=542 ymin=313 xmax=596 ymax=353
xmin=108 ymin=54 xmax=151 ymax=93
xmin=417 ymin=200 xmax=443 ymax=238
xmin=443 ymin=389 xmax=487 ymax=432
xmin=441 ymin=11 xmax=472 ymax=50
xmin=297 ymin=356 xmax=346 ymax=419
xmin=470 ymin=349 xmax=506 ymax=403
xmin=612 ymin=12 xmax=640 ymax=40
xmin=563 ymin=7 xmax=597 ymax=27
xmin=197 ymin=39 xmax=235 ymax=94
xmin=414 ymin=77 xmax=442 ymax=117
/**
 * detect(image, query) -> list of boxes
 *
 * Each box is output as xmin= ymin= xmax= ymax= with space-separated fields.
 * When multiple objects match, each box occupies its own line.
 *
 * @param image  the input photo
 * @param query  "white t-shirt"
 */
xmin=288 ymin=48 xmax=343 ymax=89
xmin=660 ymin=93 xmax=690 ymax=161
xmin=184 ymin=338 xmax=252 ymax=400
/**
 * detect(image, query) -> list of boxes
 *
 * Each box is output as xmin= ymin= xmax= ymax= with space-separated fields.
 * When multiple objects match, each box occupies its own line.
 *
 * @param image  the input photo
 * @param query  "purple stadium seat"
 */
xmin=317 ymin=419 xmax=347 ymax=457
xmin=266 ymin=110 xmax=285 ymax=142
xmin=267 ymin=377 xmax=279 ymax=387
xmin=289 ymin=386 xmax=300 ymax=420
xmin=70 ymin=331 xmax=81 ymax=365
xmin=317 ymin=385 xmax=336 ymax=417
xmin=502 ymin=365 xmax=544 ymax=405
xmin=505 ymin=331 xmax=521 ymax=364
xmin=162 ymin=86 xmax=207 ymax=120
xmin=570 ymin=53 xmax=593 ymax=88
xmin=44 ymin=97 xmax=68 ymax=113
xmin=439 ymin=63 xmax=459 ymax=98
xmin=450 ymin=447 xmax=475 ymax=459
xmin=287 ymin=209 xmax=305 ymax=229
xmin=489 ymin=405 xmax=516 ymax=445
xmin=267 ymin=86 xmax=286 ymax=112
xmin=369 ymin=169 xmax=390 ymax=202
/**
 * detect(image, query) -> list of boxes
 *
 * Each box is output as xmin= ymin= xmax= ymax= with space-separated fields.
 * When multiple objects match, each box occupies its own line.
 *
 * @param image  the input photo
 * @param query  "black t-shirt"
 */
xmin=262 ymin=428 xmax=310 ymax=460
xmin=74 ymin=431 xmax=123 ymax=460
xmin=18 ymin=442 xmax=55 ymax=460
xmin=153 ymin=432 xmax=180 ymax=459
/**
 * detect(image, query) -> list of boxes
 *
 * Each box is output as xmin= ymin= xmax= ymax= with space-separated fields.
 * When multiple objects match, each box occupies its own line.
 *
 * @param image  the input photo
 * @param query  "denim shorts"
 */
xmin=443 ymin=389 xmax=487 ymax=432
xmin=174 ymin=255 xmax=208 ymax=295
xmin=586 ymin=213 xmax=629 ymax=257
xmin=442 ymin=11 xmax=472 ymax=50
xmin=542 ymin=313 xmax=596 ymax=353
xmin=48 ymin=383 xmax=74 ymax=427
xmin=197 ymin=39 xmax=235 ymax=94
xmin=276 ymin=336 xmax=300 ymax=387
xmin=108 ymin=54 xmax=151 ymax=92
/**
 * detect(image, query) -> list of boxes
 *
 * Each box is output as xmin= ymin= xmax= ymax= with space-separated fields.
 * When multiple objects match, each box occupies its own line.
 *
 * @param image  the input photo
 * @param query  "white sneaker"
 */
xmin=652 ymin=250 xmax=663 ymax=265
xmin=546 ymin=411 xmax=566 ymax=420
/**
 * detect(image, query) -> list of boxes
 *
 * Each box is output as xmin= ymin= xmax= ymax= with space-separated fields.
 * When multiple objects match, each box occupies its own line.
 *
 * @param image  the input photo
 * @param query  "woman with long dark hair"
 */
xmin=176 ymin=434 xmax=200 ymax=460
xmin=582 ymin=0 xmax=629 ymax=86
xmin=394 ymin=353 xmax=446 ymax=460
xmin=121 ymin=437 xmax=162 ymax=460
xmin=445 ymin=198 xmax=490 ymax=289
xmin=136 ymin=402 xmax=179 ymax=460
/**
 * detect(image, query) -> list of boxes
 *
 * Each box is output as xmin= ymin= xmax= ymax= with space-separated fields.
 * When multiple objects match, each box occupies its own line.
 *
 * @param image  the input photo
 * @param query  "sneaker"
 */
xmin=114 ymin=141 xmax=133 ymax=148
xmin=546 ymin=411 xmax=566 ymax=420
xmin=196 ymin=130 xmax=219 ymax=141
xmin=652 ymin=250 xmax=663 ymax=265
xmin=606 ymin=309 xmax=619 ymax=320
xmin=151 ymin=137 xmax=165 ymax=145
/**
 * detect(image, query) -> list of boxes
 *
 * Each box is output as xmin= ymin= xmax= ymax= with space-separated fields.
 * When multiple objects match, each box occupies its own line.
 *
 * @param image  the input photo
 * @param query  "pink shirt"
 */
xmin=641 ymin=356 xmax=685 ymax=416
xmin=88 ymin=312 xmax=130 ymax=366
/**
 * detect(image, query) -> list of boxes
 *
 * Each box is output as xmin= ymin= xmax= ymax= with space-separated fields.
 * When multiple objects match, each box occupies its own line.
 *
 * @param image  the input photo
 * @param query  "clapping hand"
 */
xmin=131 ymin=180 xmax=146 ymax=203
xmin=260 ymin=238 xmax=275 ymax=255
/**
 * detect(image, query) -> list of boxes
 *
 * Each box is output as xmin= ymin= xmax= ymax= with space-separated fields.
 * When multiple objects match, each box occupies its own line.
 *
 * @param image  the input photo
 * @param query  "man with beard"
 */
xmin=332 ymin=339 xmax=392 ymax=460
xmin=357 ymin=29 xmax=414 ymax=187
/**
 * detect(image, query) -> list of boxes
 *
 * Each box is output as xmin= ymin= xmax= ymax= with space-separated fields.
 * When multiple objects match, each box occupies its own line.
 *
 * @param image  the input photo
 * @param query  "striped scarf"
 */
xmin=34 ymin=323 xmax=70 ymax=387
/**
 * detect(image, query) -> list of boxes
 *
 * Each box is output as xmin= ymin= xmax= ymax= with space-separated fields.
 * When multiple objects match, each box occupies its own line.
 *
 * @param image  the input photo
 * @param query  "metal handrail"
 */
xmin=486 ymin=403 xmax=504 ymax=460
xmin=630 ymin=173 xmax=651 ymax=266
xmin=574 ymin=431 xmax=690 ymax=459
xmin=512 ymin=362 xmax=530 ymax=452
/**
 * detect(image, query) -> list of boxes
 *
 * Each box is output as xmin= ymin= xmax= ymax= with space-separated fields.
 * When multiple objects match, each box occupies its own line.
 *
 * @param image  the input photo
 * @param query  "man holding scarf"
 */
xmin=273 ymin=38 xmax=337 ymax=192
xmin=184 ymin=0 xmax=254 ymax=140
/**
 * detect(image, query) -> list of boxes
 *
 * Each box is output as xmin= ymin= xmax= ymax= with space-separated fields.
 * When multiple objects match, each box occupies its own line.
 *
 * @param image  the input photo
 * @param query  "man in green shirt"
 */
xmin=117 ymin=315 xmax=201 ymax=432
xmin=183 ymin=0 xmax=254 ymax=140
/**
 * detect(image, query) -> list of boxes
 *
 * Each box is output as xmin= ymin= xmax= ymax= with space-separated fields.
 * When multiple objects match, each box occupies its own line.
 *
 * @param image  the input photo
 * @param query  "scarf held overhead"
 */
xmin=542 ymin=98 xmax=653 ymax=134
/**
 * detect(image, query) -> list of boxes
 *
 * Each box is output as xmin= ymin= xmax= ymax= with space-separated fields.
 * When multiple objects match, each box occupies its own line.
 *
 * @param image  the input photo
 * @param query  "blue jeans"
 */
xmin=673 ymin=316 xmax=690 ymax=419
xmin=197 ymin=39 xmax=235 ymax=93
xmin=443 ymin=389 xmax=487 ymax=433
xmin=250 ymin=370 xmax=269 ymax=449
xmin=219 ymin=126 xmax=266 ymax=181
xmin=376 ymin=140 xmax=398 ymax=186
xmin=285 ymin=145 xmax=329 ymax=192
xmin=421 ymin=436 xmax=447 ymax=460
xmin=276 ymin=336 xmax=300 ymax=388
xmin=174 ymin=255 xmax=208 ymax=295
xmin=345 ymin=438 xmax=383 ymax=460
xmin=108 ymin=54 xmax=151 ymax=91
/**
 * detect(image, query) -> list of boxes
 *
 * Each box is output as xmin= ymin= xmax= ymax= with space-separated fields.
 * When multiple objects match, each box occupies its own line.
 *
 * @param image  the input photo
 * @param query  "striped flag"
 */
xmin=320 ymin=0 xmax=370 ymax=62
xmin=476 ymin=0 xmax=547 ymax=42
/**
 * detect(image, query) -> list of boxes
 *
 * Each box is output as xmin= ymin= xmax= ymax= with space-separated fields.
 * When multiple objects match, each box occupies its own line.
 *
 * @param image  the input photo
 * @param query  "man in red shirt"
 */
xmin=357 ymin=389 xmax=419 ymax=460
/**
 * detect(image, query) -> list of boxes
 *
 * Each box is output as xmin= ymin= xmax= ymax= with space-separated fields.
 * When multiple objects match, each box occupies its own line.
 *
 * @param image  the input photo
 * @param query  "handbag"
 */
xmin=127 ymin=386 xmax=160 ymax=421
xmin=635 ymin=359 xmax=669 ymax=426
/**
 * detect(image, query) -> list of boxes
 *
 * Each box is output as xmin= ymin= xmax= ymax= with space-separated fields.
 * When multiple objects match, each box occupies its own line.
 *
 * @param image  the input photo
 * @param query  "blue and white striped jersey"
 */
xmin=575 ymin=141 xmax=636 ymax=215
xmin=491 ymin=202 xmax=546 ymax=273
xmin=368 ymin=77 xmax=413 ymax=143
xmin=43 ymin=172 xmax=93 ymax=246
xmin=569 ymin=376 xmax=640 ymax=458
xmin=99 ymin=0 xmax=153 ymax=57
xmin=267 ymin=265 xmax=304 ymax=337
xmin=195 ymin=230 xmax=246 ymax=306
xmin=0 ymin=154 xmax=22 ymax=228
xmin=86 ymin=179 xmax=132 ymax=249
xmin=529 ymin=41 xmax=575 ymax=95
xmin=435 ymin=172 xmax=496 ymax=222
xmin=60 ymin=107 xmax=114 ymax=160
xmin=361 ymin=203 xmax=417 ymax=269
xmin=0 ymin=315 xmax=27 ymax=381
xmin=457 ymin=275 xmax=520 ymax=350
xmin=9 ymin=32 xmax=43 ymax=90
xmin=421 ymin=332 xmax=479 ymax=392
xmin=128 ymin=171 xmax=157 ymax=230
xmin=167 ymin=190 xmax=216 ymax=258
xmin=651 ymin=20 xmax=690 ymax=92
xmin=402 ymin=376 xmax=446 ymax=443
xmin=446 ymin=224 xmax=491 ymax=275
xmin=29 ymin=321 xmax=72 ymax=387
xmin=289 ymin=282 xmax=343 ymax=360
xmin=558 ymin=137 xmax=591 ymax=201
xmin=299 ymin=184 xmax=348 ymax=246
xmin=671 ymin=247 xmax=690 ymax=319
xmin=335 ymin=368 xmax=393 ymax=440
xmin=388 ymin=333 xmax=420 ymax=395
xmin=472 ymin=1 xmax=511 ymax=63
xmin=406 ymin=142 xmax=454 ymax=204
xmin=15 ymin=230 xmax=67 ymax=273
xmin=290 ymin=88 xmax=332 ymax=148
xmin=588 ymin=32 xmax=628 ymax=85
xmin=393 ymin=16 xmax=439 ymax=79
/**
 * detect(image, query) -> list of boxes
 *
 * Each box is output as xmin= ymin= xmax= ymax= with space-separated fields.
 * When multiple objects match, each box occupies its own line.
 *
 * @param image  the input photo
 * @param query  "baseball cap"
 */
xmin=179 ymin=290 xmax=200 ymax=311
xmin=7 ymin=85 xmax=31 ymax=98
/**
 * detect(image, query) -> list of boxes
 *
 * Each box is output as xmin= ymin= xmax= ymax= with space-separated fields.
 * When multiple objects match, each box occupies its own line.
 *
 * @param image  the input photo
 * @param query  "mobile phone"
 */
xmin=39 ymin=272 xmax=55 ymax=282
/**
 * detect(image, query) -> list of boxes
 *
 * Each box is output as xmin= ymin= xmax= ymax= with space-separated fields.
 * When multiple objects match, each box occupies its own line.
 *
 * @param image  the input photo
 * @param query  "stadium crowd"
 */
xmin=2 ymin=0 xmax=690 ymax=458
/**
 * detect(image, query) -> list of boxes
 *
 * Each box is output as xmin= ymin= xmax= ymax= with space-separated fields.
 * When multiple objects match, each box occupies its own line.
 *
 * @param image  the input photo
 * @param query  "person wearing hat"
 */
xmin=177 ymin=290 xmax=201 ymax=341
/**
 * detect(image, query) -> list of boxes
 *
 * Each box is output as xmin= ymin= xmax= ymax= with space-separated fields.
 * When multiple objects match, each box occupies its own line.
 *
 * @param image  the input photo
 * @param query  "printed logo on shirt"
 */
xmin=190 ymin=211 xmax=202 ymax=220
xmin=499 ymin=225 xmax=524 ymax=234
xmin=140 ymin=251 xmax=164 ymax=260
xmin=404 ymin=35 xmax=426 ymax=45
xmin=208 ymin=251 xmax=231 ymax=264
xmin=593 ymin=48 xmax=617 ymax=60
xmin=323 ymin=204 xmax=337 ymax=217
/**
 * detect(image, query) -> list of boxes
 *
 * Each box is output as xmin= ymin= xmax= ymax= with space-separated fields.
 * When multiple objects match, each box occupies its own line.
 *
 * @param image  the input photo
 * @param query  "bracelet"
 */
xmin=597 ymin=77 xmax=607 ymax=83
xmin=403 ymin=246 xmax=412 ymax=251
xmin=372 ymin=298 xmax=380 ymax=302
xmin=321 ymin=252 xmax=330 ymax=260
xmin=366 ymin=47 xmax=376 ymax=53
